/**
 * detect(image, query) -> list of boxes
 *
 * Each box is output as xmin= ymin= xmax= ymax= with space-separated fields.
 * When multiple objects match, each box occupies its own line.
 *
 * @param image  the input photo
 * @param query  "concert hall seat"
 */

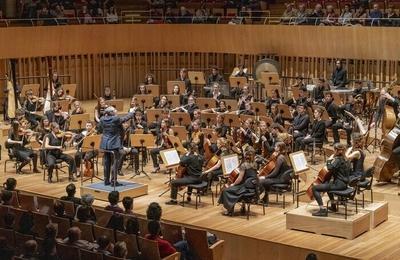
xmin=56 ymin=243 xmax=80 ymax=260
xmin=116 ymin=232 xmax=140 ymax=259
xmin=32 ymin=212 xmax=50 ymax=238
xmin=357 ymin=167 xmax=374 ymax=208
xmin=181 ymin=181 xmax=214 ymax=209
xmin=238 ymin=179 xmax=266 ymax=220
xmin=94 ymin=208 xmax=113 ymax=227
xmin=79 ymin=248 xmax=103 ymax=260
xmin=138 ymin=236 xmax=181 ymax=260
xmin=185 ymin=227 xmax=224 ymax=260
xmin=17 ymin=193 xmax=36 ymax=212
xmin=0 ymin=228 xmax=15 ymax=247
xmin=36 ymin=196 xmax=55 ymax=215
xmin=93 ymin=224 xmax=115 ymax=243
xmin=161 ymin=222 xmax=184 ymax=245
xmin=50 ymin=215 xmax=71 ymax=239
xmin=14 ymin=232 xmax=34 ymax=255
xmin=304 ymin=139 xmax=326 ymax=165
xmin=71 ymin=221 xmax=95 ymax=242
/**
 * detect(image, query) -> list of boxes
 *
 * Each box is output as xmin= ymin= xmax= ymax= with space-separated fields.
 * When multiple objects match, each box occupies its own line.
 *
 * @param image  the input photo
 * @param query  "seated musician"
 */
xmin=133 ymin=110 xmax=148 ymax=133
xmin=118 ymin=120 xmax=140 ymax=175
xmin=44 ymin=122 xmax=77 ymax=183
xmin=166 ymin=143 xmax=204 ymax=205
xmin=295 ymin=108 xmax=326 ymax=151
xmin=23 ymin=90 xmax=44 ymax=129
xmin=52 ymin=87 xmax=65 ymax=101
xmin=353 ymin=80 xmax=364 ymax=98
xmin=312 ymin=78 xmax=328 ymax=105
xmin=218 ymin=151 xmax=258 ymax=216
xmin=150 ymin=119 xmax=174 ymax=173
xmin=207 ymin=82 xmax=224 ymax=105
xmin=94 ymin=97 xmax=108 ymax=123
xmin=177 ymin=95 xmax=198 ymax=120
xmin=103 ymin=86 xmax=115 ymax=100
xmin=286 ymin=86 xmax=309 ymax=108
xmin=207 ymin=66 xmax=224 ymax=87
xmin=265 ymin=89 xmax=283 ymax=112
xmin=259 ymin=142 xmax=292 ymax=206
xmin=128 ymin=97 xmax=140 ymax=114
xmin=144 ymin=73 xmax=156 ymax=85
xmin=291 ymin=103 xmax=310 ymax=141
xmin=36 ymin=117 xmax=51 ymax=146
xmin=171 ymin=84 xmax=184 ymax=105
xmin=72 ymin=121 xmax=98 ymax=177
xmin=238 ymin=102 xmax=255 ymax=116
xmin=270 ymin=103 xmax=284 ymax=126
xmin=205 ymin=100 xmax=229 ymax=115
xmin=238 ymin=118 xmax=258 ymax=147
xmin=312 ymin=143 xmax=351 ymax=217
xmin=187 ymin=120 xmax=204 ymax=154
xmin=178 ymin=68 xmax=193 ymax=100
xmin=213 ymin=114 xmax=228 ymax=138
xmin=71 ymin=100 xmax=85 ymax=115
xmin=323 ymin=93 xmax=338 ymax=129
xmin=203 ymin=137 xmax=230 ymax=188
xmin=290 ymin=76 xmax=305 ymax=89
xmin=138 ymin=84 xmax=148 ymax=95
xmin=6 ymin=121 xmax=40 ymax=174
xmin=237 ymin=84 xmax=254 ymax=111
xmin=332 ymin=97 xmax=354 ymax=146
xmin=156 ymin=95 xmax=170 ymax=110
xmin=233 ymin=64 xmax=248 ymax=79
xmin=45 ymin=102 xmax=68 ymax=130
xmin=345 ymin=133 xmax=365 ymax=180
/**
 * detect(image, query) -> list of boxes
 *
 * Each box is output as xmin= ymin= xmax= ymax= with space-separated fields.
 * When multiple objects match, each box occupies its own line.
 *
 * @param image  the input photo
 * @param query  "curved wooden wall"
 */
xmin=0 ymin=24 xmax=398 ymax=60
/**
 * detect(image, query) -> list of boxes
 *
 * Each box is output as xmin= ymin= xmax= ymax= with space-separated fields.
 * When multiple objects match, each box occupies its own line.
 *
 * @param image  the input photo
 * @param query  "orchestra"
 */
xmin=3 ymin=64 xmax=399 ymax=220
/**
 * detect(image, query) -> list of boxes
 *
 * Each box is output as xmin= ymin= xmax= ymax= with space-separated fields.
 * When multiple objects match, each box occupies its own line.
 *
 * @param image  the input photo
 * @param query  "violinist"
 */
xmin=23 ymin=90 xmax=44 ymax=129
xmin=187 ymin=120 xmax=204 ymax=154
xmin=44 ymin=122 xmax=77 ymax=183
xmin=133 ymin=110 xmax=148 ymax=133
xmin=295 ymin=108 xmax=326 ymax=151
xmin=178 ymin=68 xmax=192 ymax=98
xmin=6 ymin=121 xmax=40 ymax=174
xmin=238 ymin=102 xmax=255 ymax=116
xmin=270 ymin=103 xmax=284 ymax=126
xmin=71 ymin=100 xmax=85 ymax=115
xmin=207 ymin=83 xmax=224 ymax=105
xmin=213 ymin=114 xmax=228 ymax=138
xmin=259 ymin=142 xmax=292 ymax=206
xmin=256 ymin=120 xmax=271 ymax=154
xmin=45 ymin=102 xmax=68 ymax=130
xmin=265 ymin=89 xmax=282 ymax=112
xmin=238 ymin=118 xmax=258 ymax=147
xmin=237 ymin=84 xmax=254 ymax=111
xmin=94 ymin=97 xmax=108 ymax=123
xmin=218 ymin=148 xmax=258 ymax=216
xmin=150 ymin=119 xmax=174 ymax=173
xmin=118 ymin=120 xmax=140 ymax=175
xmin=345 ymin=133 xmax=365 ymax=180
xmin=103 ymin=86 xmax=115 ymax=101
xmin=203 ymin=137 xmax=230 ymax=189
xmin=166 ymin=142 xmax=204 ymax=205
xmin=73 ymin=121 xmax=98 ymax=177
xmin=312 ymin=143 xmax=351 ymax=217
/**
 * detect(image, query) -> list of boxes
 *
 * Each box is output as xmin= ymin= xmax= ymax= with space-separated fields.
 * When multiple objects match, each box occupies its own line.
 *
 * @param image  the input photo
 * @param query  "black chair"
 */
xmin=357 ymin=167 xmax=374 ymax=208
xmin=42 ymin=150 xmax=67 ymax=182
xmin=238 ymin=179 xmax=265 ymax=220
xmin=182 ymin=181 xmax=214 ymax=209
xmin=326 ymin=177 xmax=360 ymax=220
xmin=268 ymin=169 xmax=295 ymax=209
xmin=4 ymin=147 xmax=31 ymax=173
xmin=305 ymin=139 xmax=326 ymax=165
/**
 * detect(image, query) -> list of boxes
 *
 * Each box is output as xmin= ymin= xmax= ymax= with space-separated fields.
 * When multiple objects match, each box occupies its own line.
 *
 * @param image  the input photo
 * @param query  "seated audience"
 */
xmin=75 ymin=194 xmax=96 ymax=224
xmin=113 ymin=241 xmax=128 ymax=259
xmin=53 ymin=200 xmax=68 ymax=219
xmin=0 ymin=236 xmax=14 ymax=260
xmin=62 ymin=227 xmax=97 ymax=250
xmin=145 ymin=220 xmax=177 ymax=258
xmin=281 ymin=3 xmax=297 ymax=24
xmin=3 ymin=212 xmax=15 ymax=230
xmin=369 ymin=3 xmax=383 ymax=26
xmin=40 ymin=223 xmax=59 ymax=260
xmin=339 ymin=4 xmax=353 ymax=25
xmin=3 ymin=178 xmax=17 ymax=191
xmin=104 ymin=191 xmax=124 ymax=213
xmin=60 ymin=183 xmax=81 ymax=206
xmin=18 ymin=212 xmax=37 ymax=236
xmin=95 ymin=235 xmax=113 ymax=256
xmin=146 ymin=202 xmax=162 ymax=221
xmin=125 ymin=217 xmax=140 ymax=236
xmin=1 ymin=190 xmax=13 ymax=206
xmin=106 ymin=214 xmax=125 ymax=232
xmin=122 ymin=196 xmax=134 ymax=215
xmin=20 ymin=240 xmax=39 ymax=260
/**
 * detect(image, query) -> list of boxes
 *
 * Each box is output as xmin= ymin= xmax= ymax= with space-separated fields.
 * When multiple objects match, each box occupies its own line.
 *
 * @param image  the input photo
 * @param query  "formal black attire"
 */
xmin=7 ymin=131 xmax=38 ymax=172
xmin=350 ymin=149 xmax=365 ymax=180
xmin=295 ymin=119 xmax=326 ymax=151
xmin=150 ymin=129 xmax=172 ymax=169
xmin=324 ymin=100 xmax=339 ymax=128
xmin=332 ymin=103 xmax=353 ymax=145
xmin=118 ymin=126 xmax=139 ymax=173
xmin=313 ymin=86 xmax=326 ymax=104
xmin=312 ymin=156 xmax=351 ymax=206
xmin=73 ymin=130 xmax=98 ymax=173
xmin=332 ymin=67 xmax=348 ymax=89
xmin=292 ymin=113 xmax=310 ymax=140
xmin=98 ymin=112 xmax=134 ymax=185
xmin=23 ymin=99 xmax=41 ymax=129
xmin=170 ymin=153 xmax=204 ymax=200
xmin=45 ymin=110 xmax=66 ymax=129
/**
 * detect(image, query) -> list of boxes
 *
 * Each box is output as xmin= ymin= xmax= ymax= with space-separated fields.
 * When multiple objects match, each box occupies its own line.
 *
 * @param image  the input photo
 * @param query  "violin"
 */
xmin=258 ymin=152 xmax=279 ymax=177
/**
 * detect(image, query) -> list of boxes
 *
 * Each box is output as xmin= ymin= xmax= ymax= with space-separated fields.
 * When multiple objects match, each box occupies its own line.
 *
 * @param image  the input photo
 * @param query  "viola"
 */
xmin=258 ymin=152 xmax=278 ymax=177
xmin=306 ymin=167 xmax=331 ymax=199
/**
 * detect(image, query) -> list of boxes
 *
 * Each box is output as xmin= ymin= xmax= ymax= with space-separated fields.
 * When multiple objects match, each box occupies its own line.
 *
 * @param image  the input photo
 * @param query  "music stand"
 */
xmin=292 ymin=88 xmax=301 ymax=100
xmin=21 ymin=84 xmax=40 ymax=97
xmin=69 ymin=113 xmax=91 ymax=131
xmin=222 ymin=99 xmax=238 ymax=111
xmin=62 ymin=84 xmax=77 ymax=97
xmin=260 ymin=72 xmax=280 ymax=85
xmin=251 ymin=102 xmax=267 ymax=117
xmin=167 ymin=81 xmax=185 ymax=94
xmin=81 ymin=134 xmax=103 ymax=184
xmin=240 ymin=114 xmax=257 ymax=123
xmin=265 ymin=84 xmax=282 ymax=98
xmin=164 ymin=95 xmax=180 ymax=108
xmin=258 ymin=116 xmax=274 ymax=127
xmin=202 ymin=128 xmax=218 ymax=143
xmin=134 ymin=95 xmax=154 ymax=110
xmin=196 ymin=98 xmax=216 ymax=110
xmin=159 ymin=148 xmax=181 ymax=197
xmin=229 ymin=76 xmax=247 ymax=95
xmin=200 ymin=112 xmax=217 ymax=127
xmin=58 ymin=100 xmax=70 ymax=113
xmin=224 ymin=113 xmax=241 ymax=133
xmin=171 ymin=126 xmax=189 ymax=142
xmin=130 ymin=134 xmax=155 ymax=180
xmin=170 ymin=112 xmax=191 ymax=126
xmin=221 ymin=154 xmax=240 ymax=176
xmin=145 ymin=84 xmax=160 ymax=97
xmin=189 ymin=71 xmax=206 ymax=96
xmin=277 ymin=104 xmax=293 ymax=120
xmin=312 ymin=105 xmax=330 ymax=121
xmin=146 ymin=109 xmax=164 ymax=124
xmin=105 ymin=99 xmax=124 ymax=111
xmin=167 ymin=135 xmax=187 ymax=154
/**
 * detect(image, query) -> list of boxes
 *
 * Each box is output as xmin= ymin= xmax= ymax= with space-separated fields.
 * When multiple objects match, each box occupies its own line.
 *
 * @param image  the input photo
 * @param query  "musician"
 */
xmin=23 ymin=90 xmax=43 ymax=129
xmin=52 ymin=88 xmax=66 ymax=101
xmin=345 ymin=133 xmax=365 ymax=180
xmin=150 ymin=119 xmax=174 ymax=173
xmin=187 ymin=120 xmax=204 ymax=154
xmin=177 ymin=68 xmax=192 ymax=97
xmin=72 ymin=121 xmax=98 ymax=177
xmin=98 ymin=106 xmax=135 ymax=186
xmin=36 ymin=117 xmax=51 ymax=145
xmin=118 ymin=120 xmax=140 ymax=175
xmin=270 ymin=103 xmax=284 ymax=126
xmin=44 ymin=122 xmax=77 ymax=183
xmin=312 ymin=78 xmax=328 ymax=104
xmin=233 ymin=65 xmax=248 ymax=79
xmin=332 ymin=98 xmax=354 ymax=146
xmin=259 ymin=142 xmax=292 ymax=206
xmin=285 ymin=86 xmax=308 ymax=108
xmin=265 ymin=89 xmax=282 ymax=112
xmin=291 ymin=103 xmax=310 ymax=141
xmin=295 ymin=108 xmax=326 ymax=151
xmin=239 ymin=118 xmax=258 ymax=146
xmin=312 ymin=143 xmax=351 ymax=217
xmin=171 ymin=84 xmax=184 ymax=105
xmin=144 ymin=73 xmax=156 ymax=85
xmin=207 ymin=66 xmax=224 ymax=86
xmin=94 ymin=97 xmax=109 ymax=123
xmin=291 ymin=76 xmax=306 ymax=89
xmin=166 ymin=143 xmax=204 ymax=205
xmin=331 ymin=60 xmax=348 ymax=89
xmin=133 ymin=110 xmax=148 ymax=133
xmin=192 ymin=109 xmax=206 ymax=127
xmin=177 ymin=95 xmax=198 ymax=120
xmin=45 ymin=102 xmax=67 ymax=130
xmin=138 ymin=84 xmax=148 ymax=95
xmin=209 ymin=100 xmax=229 ymax=115
xmin=128 ymin=97 xmax=140 ymax=114
xmin=238 ymin=84 xmax=253 ymax=111
xmin=238 ymin=102 xmax=255 ymax=116
xmin=353 ymin=80 xmax=364 ymax=97
xmin=218 ymin=154 xmax=258 ymax=216
xmin=214 ymin=114 xmax=228 ymax=138
xmin=203 ymin=137 xmax=230 ymax=188
xmin=103 ymin=86 xmax=115 ymax=100
xmin=324 ymin=93 xmax=339 ymax=128
xmin=156 ymin=95 xmax=170 ymax=110
xmin=6 ymin=121 xmax=40 ymax=174
xmin=71 ymin=100 xmax=85 ymax=115
xmin=207 ymin=82 xmax=224 ymax=105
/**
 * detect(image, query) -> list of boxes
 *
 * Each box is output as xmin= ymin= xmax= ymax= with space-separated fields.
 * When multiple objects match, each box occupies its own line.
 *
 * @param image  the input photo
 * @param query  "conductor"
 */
xmin=99 ymin=106 xmax=134 ymax=186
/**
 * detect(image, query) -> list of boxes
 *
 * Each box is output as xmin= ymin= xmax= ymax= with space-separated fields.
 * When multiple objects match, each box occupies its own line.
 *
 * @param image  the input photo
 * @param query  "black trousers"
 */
xmin=14 ymin=148 xmax=38 ymax=170
xmin=150 ymin=147 xmax=163 ymax=168
xmin=312 ymin=179 xmax=347 ymax=206
xmin=46 ymin=152 xmax=76 ymax=178
xmin=118 ymin=147 xmax=139 ymax=171
xmin=103 ymin=149 xmax=122 ymax=184
xmin=295 ymin=136 xmax=318 ymax=151
xmin=332 ymin=122 xmax=352 ymax=145
xmin=171 ymin=175 xmax=202 ymax=200
xmin=74 ymin=150 xmax=98 ymax=169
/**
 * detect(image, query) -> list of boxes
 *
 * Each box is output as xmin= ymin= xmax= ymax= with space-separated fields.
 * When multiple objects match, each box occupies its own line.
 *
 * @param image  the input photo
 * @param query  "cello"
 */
xmin=258 ymin=152 xmax=278 ymax=177
xmin=373 ymin=121 xmax=400 ymax=182
xmin=306 ymin=167 xmax=331 ymax=199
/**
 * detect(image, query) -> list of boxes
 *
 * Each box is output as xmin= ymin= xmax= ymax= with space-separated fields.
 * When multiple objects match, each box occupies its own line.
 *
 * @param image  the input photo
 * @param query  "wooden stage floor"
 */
xmin=1 ymin=101 xmax=400 ymax=260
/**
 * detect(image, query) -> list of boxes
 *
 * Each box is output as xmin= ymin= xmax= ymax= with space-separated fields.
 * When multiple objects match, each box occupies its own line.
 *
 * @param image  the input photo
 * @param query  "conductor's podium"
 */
xmin=286 ymin=202 xmax=388 ymax=239
xmin=81 ymin=181 xmax=148 ymax=201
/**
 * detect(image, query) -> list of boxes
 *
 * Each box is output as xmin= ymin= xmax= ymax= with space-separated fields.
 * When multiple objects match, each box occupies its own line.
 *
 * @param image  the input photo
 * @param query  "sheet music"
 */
xmin=223 ymin=155 xmax=239 ymax=175
xmin=162 ymin=149 xmax=180 ymax=166
xmin=291 ymin=152 xmax=308 ymax=173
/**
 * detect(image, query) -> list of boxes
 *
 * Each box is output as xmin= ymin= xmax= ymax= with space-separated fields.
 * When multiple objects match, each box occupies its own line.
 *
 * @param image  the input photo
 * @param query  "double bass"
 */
xmin=373 ymin=122 xmax=400 ymax=182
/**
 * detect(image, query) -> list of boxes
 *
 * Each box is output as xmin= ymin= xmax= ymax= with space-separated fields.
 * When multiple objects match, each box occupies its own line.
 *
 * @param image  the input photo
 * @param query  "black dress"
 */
xmin=218 ymin=168 xmax=258 ymax=212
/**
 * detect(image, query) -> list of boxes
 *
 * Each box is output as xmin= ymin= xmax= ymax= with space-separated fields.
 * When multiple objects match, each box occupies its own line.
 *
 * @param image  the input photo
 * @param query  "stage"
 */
xmin=1 ymin=100 xmax=400 ymax=260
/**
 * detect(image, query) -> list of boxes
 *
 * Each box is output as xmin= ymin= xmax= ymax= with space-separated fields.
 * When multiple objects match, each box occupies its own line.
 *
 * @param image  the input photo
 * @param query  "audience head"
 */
xmin=44 ymin=223 xmax=58 ymax=240
xmin=76 ymin=205 xmax=91 ymax=223
xmin=19 ymin=212 xmax=35 ymax=234
xmin=148 ymin=220 xmax=161 ymax=236
xmin=1 ymin=190 xmax=13 ymax=205
xmin=54 ymin=200 xmax=65 ymax=217
xmin=113 ymin=241 xmax=128 ymax=258
xmin=106 ymin=214 xmax=125 ymax=232
xmin=125 ymin=217 xmax=140 ymax=235
xmin=81 ymin=193 xmax=95 ymax=206
xmin=97 ymin=235 xmax=111 ymax=250
xmin=67 ymin=227 xmax=81 ymax=242
xmin=306 ymin=253 xmax=318 ymax=260
xmin=122 ymin=196 xmax=133 ymax=213
xmin=108 ymin=191 xmax=120 ymax=205
xmin=146 ymin=202 xmax=162 ymax=221
xmin=3 ymin=212 xmax=15 ymax=228
xmin=23 ymin=240 xmax=38 ymax=257
xmin=3 ymin=178 xmax=17 ymax=191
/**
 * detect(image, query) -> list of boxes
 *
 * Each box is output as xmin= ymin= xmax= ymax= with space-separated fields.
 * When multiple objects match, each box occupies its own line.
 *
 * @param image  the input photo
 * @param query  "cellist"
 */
xmin=203 ymin=137 xmax=230 ymax=189
xmin=166 ymin=142 xmax=204 ymax=205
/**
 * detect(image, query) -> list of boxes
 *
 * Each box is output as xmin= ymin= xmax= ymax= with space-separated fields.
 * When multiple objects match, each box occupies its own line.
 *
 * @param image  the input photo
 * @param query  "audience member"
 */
xmin=20 ymin=240 xmax=39 ymax=260
xmin=125 ymin=217 xmax=140 ymax=236
xmin=320 ymin=5 xmax=337 ymax=25
xmin=176 ymin=6 xmax=192 ymax=23
xmin=145 ymin=220 xmax=177 ymax=258
xmin=62 ymin=227 xmax=97 ymax=250
xmin=339 ymin=4 xmax=353 ymax=26
xmin=39 ymin=223 xmax=59 ymax=260
xmin=106 ymin=6 xmax=118 ymax=24
xmin=53 ymin=200 xmax=68 ymax=218
xmin=113 ymin=241 xmax=128 ymax=259
xmin=294 ymin=4 xmax=307 ymax=25
xmin=104 ymin=191 xmax=124 ymax=213
xmin=353 ymin=6 xmax=367 ymax=25
xmin=1 ymin=190 xmax=13 ymax=206
xmin=60 ymin=183 xmax=81 ymax=206
xmin=18 ymin=212 xmax=37 ymax=236
xmin=122 ymin=196 xmax=134 ymax=215
xmin=75 ymin=193 xmax=96 ymax=223
xmin=369 ymin=3 xmax=383 ymax=26
xmin=95 ymin=235 xmax=113 ymax=256
xmin=281 ymin=3 xmax=297 ymax=24
xmin=309 ymin=4 xmax=324 ymax=25
xmin=146 ymin=202 xmax=162 ymax=221
xmin=0 ymin=236 xmax=14 ymax=260
xmin=3 ymin=178 xmax=17 ymax=191
xmin=385 ymin=5 xmax=399 ymax=26
xmin=106 ymin=214 xmax=125 ymax=232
